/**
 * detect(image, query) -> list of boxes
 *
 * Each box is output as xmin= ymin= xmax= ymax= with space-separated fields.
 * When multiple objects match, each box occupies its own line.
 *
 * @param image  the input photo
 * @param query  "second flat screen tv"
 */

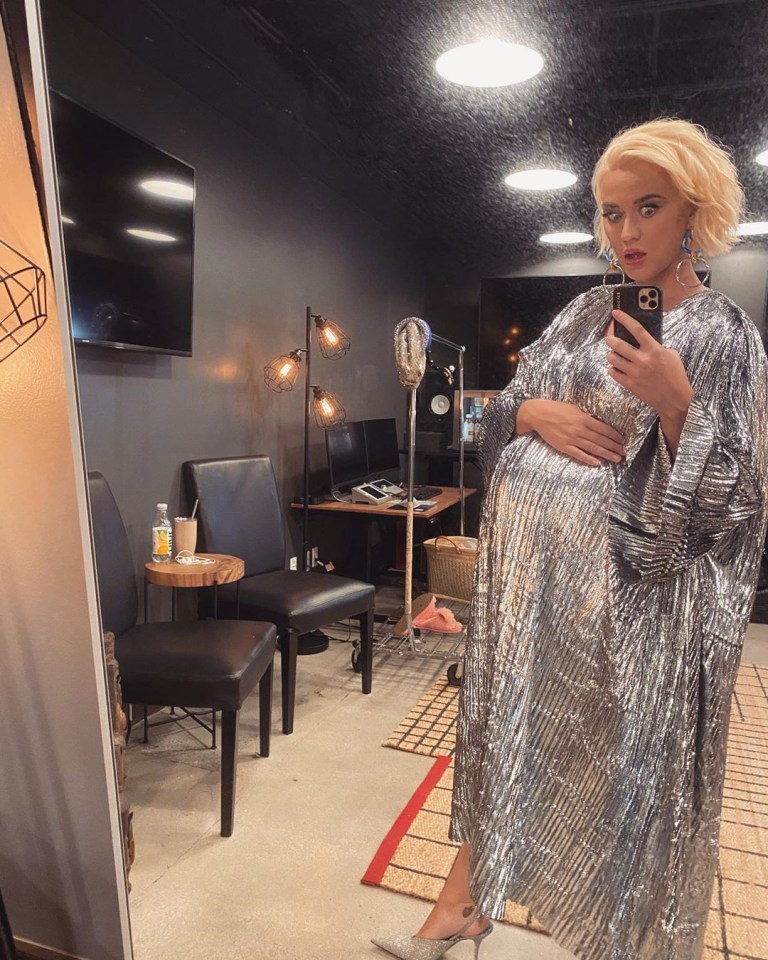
xmin=50 ymin=91 xmax=195 ymax=356
xmin=478 ymin=275 xmax=603 ymax=389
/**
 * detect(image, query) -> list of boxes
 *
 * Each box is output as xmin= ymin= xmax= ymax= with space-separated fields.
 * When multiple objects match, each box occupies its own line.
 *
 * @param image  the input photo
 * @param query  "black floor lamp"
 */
xmin=264 ymin=306 xmax=350 ymax=572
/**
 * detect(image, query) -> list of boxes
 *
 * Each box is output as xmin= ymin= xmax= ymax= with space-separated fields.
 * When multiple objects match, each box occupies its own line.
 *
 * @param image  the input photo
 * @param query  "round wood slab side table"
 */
xmin=143 ymin=552 xmax=245 ymax=621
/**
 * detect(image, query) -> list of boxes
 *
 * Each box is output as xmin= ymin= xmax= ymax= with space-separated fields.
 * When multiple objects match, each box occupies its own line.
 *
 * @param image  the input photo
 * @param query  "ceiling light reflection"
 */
xmin=539 ymin=231 xmax=593 ymax=245
xmin=125 ymin=227 xmax=178 ymax=243
xmin=505 ymin=169 xmax=577 ymax=191
xmin=435 ymin=39 xmax=543 ymax=88
xmin=737 ymin=222 xmax=768 ymax=236
xmin=140 ymin=179 xmax=194 ymax=201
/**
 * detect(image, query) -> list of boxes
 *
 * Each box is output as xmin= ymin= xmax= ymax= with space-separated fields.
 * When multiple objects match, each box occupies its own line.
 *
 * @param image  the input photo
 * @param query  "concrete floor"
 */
xmin=125 ymin=623 xmax=768 ymax=960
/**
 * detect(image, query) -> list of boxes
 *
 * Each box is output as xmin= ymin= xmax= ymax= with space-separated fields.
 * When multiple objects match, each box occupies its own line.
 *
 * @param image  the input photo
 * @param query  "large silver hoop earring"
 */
xmin=676 ymin=257 xmax=711 ymax=287
xmin=676 ymin=230 xmax=711 ymax=288
xmin=602 ymin=255 xmax=625 ymax=286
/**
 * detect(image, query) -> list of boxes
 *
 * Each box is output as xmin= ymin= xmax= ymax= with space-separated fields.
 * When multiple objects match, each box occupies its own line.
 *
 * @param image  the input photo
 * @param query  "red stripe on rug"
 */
xmin=362 ymin=755 xmax=453 ymax=887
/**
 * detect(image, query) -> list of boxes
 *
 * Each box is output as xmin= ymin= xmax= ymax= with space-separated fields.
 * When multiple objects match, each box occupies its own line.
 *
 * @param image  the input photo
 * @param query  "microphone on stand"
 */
xmin=393 ymin=316 xmax=433 ymax=644
xmin=394 ymin=317 xmax=431 ymax=389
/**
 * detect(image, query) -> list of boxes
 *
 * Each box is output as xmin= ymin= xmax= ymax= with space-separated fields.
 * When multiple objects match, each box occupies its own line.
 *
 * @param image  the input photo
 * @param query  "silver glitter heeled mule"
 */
xmin=371 ymin=912 xmax=494 ymax=960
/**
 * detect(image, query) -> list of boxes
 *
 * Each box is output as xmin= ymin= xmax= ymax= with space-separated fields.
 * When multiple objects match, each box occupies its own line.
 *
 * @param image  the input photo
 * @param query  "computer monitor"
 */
xmin=326 ymin=421 xmax=369 ymax=491
xmin=364 ymin=418 xmax=400 ymax=475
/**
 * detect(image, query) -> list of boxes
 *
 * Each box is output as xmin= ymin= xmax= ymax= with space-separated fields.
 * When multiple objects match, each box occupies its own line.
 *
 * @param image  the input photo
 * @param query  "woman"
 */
xmin=374 ymin=118 xmax=768 ymax=960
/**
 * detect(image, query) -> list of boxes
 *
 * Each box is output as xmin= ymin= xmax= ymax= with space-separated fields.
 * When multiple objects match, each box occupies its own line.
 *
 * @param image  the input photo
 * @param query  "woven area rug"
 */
xmin=371 ymin=663 xmax=768 ymax=959
xmin=382 ymin=678 xmax=459 ymax=757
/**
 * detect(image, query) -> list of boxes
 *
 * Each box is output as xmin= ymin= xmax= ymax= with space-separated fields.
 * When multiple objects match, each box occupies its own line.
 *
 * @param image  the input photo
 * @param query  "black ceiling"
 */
xmin=49 ymin=0 xmax=768 ymax=265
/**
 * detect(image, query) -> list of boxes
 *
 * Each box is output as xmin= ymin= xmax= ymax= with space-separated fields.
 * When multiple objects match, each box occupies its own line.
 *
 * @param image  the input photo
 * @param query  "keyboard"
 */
xmin=388 ymin=502 xmax=434 ymax=512
xmin=412 ymin=485 xmax=442 ymax=500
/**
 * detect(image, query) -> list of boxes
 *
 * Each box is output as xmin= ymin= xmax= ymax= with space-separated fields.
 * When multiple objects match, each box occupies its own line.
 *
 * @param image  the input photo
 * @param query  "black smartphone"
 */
xmin=612 ymin=284 xmax=663 ymax=348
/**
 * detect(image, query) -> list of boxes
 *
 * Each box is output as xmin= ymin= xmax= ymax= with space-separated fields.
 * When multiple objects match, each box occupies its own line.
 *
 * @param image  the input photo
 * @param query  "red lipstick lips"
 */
xmin=623 ymin=249 xmax=646 ymax=266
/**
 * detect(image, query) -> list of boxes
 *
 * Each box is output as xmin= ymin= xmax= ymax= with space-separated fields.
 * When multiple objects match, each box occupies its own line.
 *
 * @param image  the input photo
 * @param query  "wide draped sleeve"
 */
xmin=476 ymin=287 xmax=608 ymax=481
xmin=609 ymin=313 xmax=768 ymax=584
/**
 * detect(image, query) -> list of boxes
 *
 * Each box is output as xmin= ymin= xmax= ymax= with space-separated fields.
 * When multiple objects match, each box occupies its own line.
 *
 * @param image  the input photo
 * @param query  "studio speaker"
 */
xmin=415 ymin=369 xmax=454 ymax=449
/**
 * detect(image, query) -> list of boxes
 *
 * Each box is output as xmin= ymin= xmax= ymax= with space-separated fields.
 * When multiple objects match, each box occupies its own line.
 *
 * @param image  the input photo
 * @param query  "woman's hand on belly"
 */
xmin=517 ymin=399 xmax=626 ymax=467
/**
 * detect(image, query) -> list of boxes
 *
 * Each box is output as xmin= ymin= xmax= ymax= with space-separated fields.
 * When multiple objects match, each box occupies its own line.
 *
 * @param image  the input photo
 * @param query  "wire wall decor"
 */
xmin=0 ymin=238 xmax=47 ymax=363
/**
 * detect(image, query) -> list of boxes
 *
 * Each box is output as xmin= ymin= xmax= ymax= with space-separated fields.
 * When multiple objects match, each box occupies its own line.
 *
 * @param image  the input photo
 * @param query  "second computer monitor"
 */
xmin=364 ymin=418 xmax=400 ymax=476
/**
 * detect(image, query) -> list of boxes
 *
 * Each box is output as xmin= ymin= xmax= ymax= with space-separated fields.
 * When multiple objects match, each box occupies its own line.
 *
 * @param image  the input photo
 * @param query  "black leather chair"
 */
xmin=182 ymin=456 xmax=375 ymax=735
xmin=88 ymin=472 xmax=277 ymax=837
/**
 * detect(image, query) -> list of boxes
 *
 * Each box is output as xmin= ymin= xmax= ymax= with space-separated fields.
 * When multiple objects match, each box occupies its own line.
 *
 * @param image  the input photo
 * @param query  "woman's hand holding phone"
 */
xmin=606 ymin=311 xmax=693 ymax=416
xmin=517 ymin=399 xmax=626 ymax=467
xmin=606 ymin=311 xmax=694 ymax=453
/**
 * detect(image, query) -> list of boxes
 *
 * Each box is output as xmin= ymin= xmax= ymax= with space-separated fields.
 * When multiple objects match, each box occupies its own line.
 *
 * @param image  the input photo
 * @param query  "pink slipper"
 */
xmin=412 ymin=598 xmax=463 ymax=634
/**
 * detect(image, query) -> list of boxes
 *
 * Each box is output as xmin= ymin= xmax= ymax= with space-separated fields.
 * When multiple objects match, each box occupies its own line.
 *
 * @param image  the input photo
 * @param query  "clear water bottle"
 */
xmin=152 ymin=502 xmax=173 ymax=563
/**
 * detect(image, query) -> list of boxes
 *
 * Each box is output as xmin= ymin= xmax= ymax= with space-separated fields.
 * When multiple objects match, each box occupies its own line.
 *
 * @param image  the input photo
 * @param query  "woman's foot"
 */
xmin=415 ymin=901 xmax=490 ymax=940
xmin=372 ymin=906 xmax=494 ymax=960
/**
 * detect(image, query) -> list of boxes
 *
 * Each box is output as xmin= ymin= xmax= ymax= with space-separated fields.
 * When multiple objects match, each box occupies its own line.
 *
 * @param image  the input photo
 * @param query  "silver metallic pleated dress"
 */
xmin=450 ymin=285 xmax=768 ymax=960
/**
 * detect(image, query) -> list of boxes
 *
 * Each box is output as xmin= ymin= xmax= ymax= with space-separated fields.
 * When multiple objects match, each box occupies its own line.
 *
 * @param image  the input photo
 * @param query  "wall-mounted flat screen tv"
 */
xmin=50 ymin=91 xmax=195 ymax=356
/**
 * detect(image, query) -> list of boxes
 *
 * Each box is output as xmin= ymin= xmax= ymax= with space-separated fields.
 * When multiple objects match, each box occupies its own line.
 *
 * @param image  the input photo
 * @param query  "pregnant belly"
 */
xmin=494 ymin=433 xmax=619 ymax=501
xmin=480 ymin=433 xmax=616 ymax=611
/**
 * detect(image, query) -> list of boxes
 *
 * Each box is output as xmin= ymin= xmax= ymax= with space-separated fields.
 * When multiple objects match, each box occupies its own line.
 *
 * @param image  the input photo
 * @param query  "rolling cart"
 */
xmin=369 ymin=593 xmax=469 ymax=685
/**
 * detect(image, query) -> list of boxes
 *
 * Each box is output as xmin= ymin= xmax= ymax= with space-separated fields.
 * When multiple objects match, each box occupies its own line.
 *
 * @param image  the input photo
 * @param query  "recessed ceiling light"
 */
xmin=505 ymin=169 xmax=577 ymax=191
xmin=60 ymin=215 xmax=75 ymax=225
xmin=140 ymin=178 xmax=194 ymax=202
xmin=125 ymin=227 xmax=177 ymax=243
xmin=737 ymin=221 xmax=768 ymax=236
xmin=435 ymin=39 xmax=544 ymax=88
xmin=539 ymin=231 xmax=593 ymax=245
xmin=755 ymin=150 xmax=768 ymax=166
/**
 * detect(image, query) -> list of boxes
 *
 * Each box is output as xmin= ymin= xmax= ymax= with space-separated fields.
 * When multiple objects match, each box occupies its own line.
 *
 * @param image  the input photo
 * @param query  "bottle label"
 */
xmin=153 ymin=527 xmax=171 ymax=557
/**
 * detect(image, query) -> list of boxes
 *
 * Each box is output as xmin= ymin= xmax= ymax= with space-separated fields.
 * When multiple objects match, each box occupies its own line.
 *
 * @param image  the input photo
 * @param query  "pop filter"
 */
xmin=394 ymin=317 xmax=431 ymax=390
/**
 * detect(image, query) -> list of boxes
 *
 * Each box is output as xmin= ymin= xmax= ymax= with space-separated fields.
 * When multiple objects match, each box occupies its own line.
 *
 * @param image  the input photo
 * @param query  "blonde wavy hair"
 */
xmin=591 ymin=118 xmax=744 ymax=258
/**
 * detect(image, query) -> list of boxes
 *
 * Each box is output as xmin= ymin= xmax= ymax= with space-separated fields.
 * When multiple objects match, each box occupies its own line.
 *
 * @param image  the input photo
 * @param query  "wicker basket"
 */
xmin=422 ymin=535 xmax=478 ymax=601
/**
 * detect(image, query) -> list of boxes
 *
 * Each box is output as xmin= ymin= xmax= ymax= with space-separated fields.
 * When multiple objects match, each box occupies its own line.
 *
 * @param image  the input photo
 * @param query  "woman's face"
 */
xmin=597 ymin=159 xmax=694 ymax=290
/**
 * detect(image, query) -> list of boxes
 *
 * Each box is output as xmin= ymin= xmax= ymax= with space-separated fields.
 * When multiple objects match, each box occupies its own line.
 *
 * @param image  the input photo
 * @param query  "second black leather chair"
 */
xmin=183 ymin=455 xmax=375 ymax=734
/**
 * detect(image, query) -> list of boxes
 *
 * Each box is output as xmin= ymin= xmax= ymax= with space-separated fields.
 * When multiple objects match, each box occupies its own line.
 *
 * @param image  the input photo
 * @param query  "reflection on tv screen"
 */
xmin=51 ymin=91 xmax=195 ymax=356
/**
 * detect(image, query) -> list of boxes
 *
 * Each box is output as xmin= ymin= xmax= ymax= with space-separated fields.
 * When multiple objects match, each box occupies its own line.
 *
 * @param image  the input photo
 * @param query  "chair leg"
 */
xmin=360 ymin=602 xmax=374 ymax=694
xmin=280 ymin=629 xmax=298 ymax=735
xmin=220 ymin=709 xmax=239 ymax=837
xmin=259 ymin=663 xmax=273 ymax=757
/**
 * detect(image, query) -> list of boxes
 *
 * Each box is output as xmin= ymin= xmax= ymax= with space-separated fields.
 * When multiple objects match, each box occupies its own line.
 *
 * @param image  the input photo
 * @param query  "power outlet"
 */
xmin=289 ymin=556 xmax=298 ymax=571
xmin=311 ymin=546 xmax=319 ymax=566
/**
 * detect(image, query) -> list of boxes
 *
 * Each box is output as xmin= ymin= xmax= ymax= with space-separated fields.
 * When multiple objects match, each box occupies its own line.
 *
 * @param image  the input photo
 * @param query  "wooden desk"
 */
xmin=295 ymin=486 xmax=475 ymax=519
xmin=291 ymin=487 xmax=475 ymax=581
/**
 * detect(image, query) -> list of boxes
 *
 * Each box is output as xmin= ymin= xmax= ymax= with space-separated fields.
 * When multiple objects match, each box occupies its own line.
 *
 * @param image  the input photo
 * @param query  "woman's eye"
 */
xmin=602 ymin=211 xmax=622 ymax=224
xmin=640 ymin=205 xmax=659 ymax=218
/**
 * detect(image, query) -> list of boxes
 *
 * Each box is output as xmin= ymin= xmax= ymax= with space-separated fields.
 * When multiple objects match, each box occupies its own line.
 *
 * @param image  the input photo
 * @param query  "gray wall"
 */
xmin=0 ymin=4 xmax=130 ymax=956
xmin=41 ymin=0 xmax=425 ymax=577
